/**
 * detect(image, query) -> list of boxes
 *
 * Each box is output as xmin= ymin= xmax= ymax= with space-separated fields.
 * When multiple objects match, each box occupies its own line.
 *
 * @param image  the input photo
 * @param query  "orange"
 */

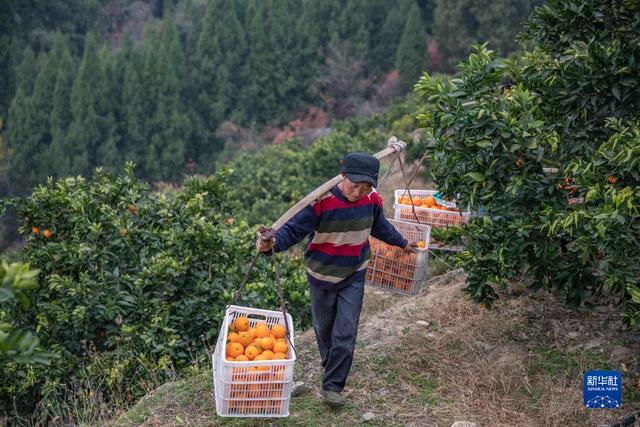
xmin=43 ymin=229 xmax=53 ymax=238
xmin=233 ymin=317 xmax=249 ymax=332
xmin=235 ymin=354 xmax=249 ymax=361
xmin=608 ymin=175 xmax=618 ymax=184
xmin=254 ymin=323 xmax=270 ymax=338
xmin=425 ymin=196 xmax=436 ymax=208
xmin=245 ymin=345 xmax=260 ymax=360
xmin=259 ymin=337 xmax=274 ymax=351
xmin=271 ymin=324 xmax=286 ymax=339
xmin=247 ymin=327 xmax=256 ymax=339
xmin=273 ymin=341 xmax=288 ymax=355
xmin=261 ymin=350 xmax=274 ymax=360
xmin=227 ymin=332 xmax=239 ymax=343
xmin=412 ymin=198 xmax=422 ymax=206
xmin=129 ymin=203 xmax=137 ymax=214
xmin=272 ymin=352 xmax=287 ymax=360
xmin=417 ymin=241 xmax=426 ymax=249
xmin=236 ymin=331 xmax=253 ymax=347
xmin=31 ymin=226 xmax=40 ymax=235
xmin=226 ymin=342 xmax=245 ymax=359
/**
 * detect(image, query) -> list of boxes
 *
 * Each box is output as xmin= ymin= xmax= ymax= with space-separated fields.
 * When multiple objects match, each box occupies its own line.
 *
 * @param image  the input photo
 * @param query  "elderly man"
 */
xmin=256 ymin=152 xmax=415 ymax=406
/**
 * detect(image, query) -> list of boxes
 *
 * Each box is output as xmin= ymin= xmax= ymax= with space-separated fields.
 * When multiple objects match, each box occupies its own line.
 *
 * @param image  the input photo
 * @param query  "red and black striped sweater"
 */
xmin=274 ymin=185 xmax=407 ymax=289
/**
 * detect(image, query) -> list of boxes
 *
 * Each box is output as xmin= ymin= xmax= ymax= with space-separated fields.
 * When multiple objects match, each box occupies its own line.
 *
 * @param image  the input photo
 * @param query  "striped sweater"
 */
xmin=274 ymin=185 xmax=407 ymax=289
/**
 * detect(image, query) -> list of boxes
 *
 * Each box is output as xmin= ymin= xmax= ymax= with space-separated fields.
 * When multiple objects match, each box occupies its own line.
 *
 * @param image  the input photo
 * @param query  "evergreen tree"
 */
xmin=194 ymin=0 xmax=246 ymax=169
xmin=396 ymin=1 xmax=427 ymax=90
xmin=14 ymin=47 xmax=37 ymax=97
xmin=65 ymin=32 xmax=103 ymax=176
xmin=433 ymin=0 xmax=537 ymax=72
xmin=5 ymin=46 xmax=44 ymax=193
xmin=30 ymin=34 xmax=67 ymax=182
xmin=242 ymin=0 xmax=275 ymax=124
xmin=48 ymin=40 xmax=76 ymax=179
xmin=332 ymin=0 xmax=371 ymax=60
xmin=0 ymin=0 xmax=17 ymax=115
xmin=376 ymin=0 xmax=410 ymax=72
xmin=121 ymin=49 xmax=147 ymax=170
xmin=262 ymin=0 xmax=299 ymax=122
xmin=144 ymin=13 xmax=187 ymax=182
xmin=6 ymin=87 xmax=38 ymax=193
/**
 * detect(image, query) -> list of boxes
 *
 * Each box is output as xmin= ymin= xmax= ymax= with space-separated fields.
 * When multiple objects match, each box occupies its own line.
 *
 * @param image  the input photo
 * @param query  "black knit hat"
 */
xmin=341 ymin=152 xmax=379 ymax=186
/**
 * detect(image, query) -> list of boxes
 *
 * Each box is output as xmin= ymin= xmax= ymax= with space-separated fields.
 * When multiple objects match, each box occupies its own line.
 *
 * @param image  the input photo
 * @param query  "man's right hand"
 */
xmin=255 ymin=226 xmax=276 ymax=252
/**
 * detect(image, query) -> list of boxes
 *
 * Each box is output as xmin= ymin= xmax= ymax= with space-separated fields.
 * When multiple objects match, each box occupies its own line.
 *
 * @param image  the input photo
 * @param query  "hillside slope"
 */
xmin=113 ymin=270 xmax=640 ymax=426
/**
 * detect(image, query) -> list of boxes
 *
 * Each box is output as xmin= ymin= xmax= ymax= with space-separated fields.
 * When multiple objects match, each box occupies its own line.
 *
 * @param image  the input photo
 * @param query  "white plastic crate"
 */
xmin=365 ymin=219 xmax=430 ymax=296
xmin=213 ymin=305 xmax=295 ymax=417
xmin=393 ymin=189 xmax=471 ymax=229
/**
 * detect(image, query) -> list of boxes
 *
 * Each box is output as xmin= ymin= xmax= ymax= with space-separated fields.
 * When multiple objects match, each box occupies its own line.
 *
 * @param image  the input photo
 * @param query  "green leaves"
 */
xmin=1 ymin=166 xmax=310 ymax=419
xmin=416 ymin=1 xmax=640 ymax=326
xmin=466 ymin=172 xmax=485 ymax=183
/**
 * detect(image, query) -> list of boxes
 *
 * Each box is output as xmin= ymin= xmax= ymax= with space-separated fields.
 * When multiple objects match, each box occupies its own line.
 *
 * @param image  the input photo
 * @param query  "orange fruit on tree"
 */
xmin=226 ymin=342 xmax=245 ymax=359
xmin=273 ymin=341 xmax=288 ymax=355
xmin=233 ymin=317 xmax=249 ymax=332
xmin=245 ymin=345 xmax=261 ymax=360
xmin=608 ymin=175 xmax=618 ymax=184
xmin=259 ymin=337 xmax=275 ymax=351
xmin=31 ymin=226 xmax=40 ymax=235
xmin=129 ymin=203 xmax=137 ymax=214
xmin=43 ymin=229 xmax=53 ymax=238
xmin=254 ymin=323 xmax=270 ymax=338
xmin=271 ymin=324 xmax=286 ymax=339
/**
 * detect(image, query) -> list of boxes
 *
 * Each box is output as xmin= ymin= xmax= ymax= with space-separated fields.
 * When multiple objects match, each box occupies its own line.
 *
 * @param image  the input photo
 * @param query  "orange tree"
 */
xmin=0 ymin=164 xmax=308 ymax=421
xmin=416 ymin=0 xmax=640 ymax=325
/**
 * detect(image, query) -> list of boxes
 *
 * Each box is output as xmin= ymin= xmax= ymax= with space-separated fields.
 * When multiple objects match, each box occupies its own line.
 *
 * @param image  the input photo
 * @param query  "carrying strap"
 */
xmin=233 ymin=245 xmax=297 ymax=359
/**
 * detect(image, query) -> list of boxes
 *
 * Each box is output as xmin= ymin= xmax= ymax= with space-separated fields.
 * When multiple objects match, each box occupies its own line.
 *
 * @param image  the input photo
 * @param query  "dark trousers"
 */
xmin=309 ymin=277 xmax=365 ymax=392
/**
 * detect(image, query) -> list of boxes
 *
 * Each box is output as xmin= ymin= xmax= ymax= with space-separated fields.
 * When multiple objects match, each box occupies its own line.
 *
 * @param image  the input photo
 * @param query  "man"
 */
xmin=256 ymin=152 xmax=416 ymax=406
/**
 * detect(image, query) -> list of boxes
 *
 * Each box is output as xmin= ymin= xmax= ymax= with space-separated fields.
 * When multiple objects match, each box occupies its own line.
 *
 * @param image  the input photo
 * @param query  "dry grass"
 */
xmin=112 ymin=269 xmax=640 ymax=426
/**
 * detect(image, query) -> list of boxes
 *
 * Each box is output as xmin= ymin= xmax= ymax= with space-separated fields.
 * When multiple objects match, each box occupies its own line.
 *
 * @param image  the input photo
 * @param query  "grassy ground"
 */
xmin=112 ymin=268 xmax=640 ymax=427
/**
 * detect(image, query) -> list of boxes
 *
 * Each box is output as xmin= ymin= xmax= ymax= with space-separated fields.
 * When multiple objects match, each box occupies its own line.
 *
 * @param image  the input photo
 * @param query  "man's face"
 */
xmin=341 ymin=177 xmax=373 ymax=202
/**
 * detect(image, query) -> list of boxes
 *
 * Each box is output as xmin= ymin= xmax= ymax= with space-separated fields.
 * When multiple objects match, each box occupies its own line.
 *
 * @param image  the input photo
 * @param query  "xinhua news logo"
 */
xmin=584 ymin=370 xmax=622 ymax=409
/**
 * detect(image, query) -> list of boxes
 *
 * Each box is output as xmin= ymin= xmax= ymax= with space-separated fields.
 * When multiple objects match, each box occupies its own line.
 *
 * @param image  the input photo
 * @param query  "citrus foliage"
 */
xmin=0 ymin=260 xmax=54 ymax=364
xmin=416 ymin=0 xmax=640 ymax=325
xmin=0 ymin=164 xmax=309 ymax=419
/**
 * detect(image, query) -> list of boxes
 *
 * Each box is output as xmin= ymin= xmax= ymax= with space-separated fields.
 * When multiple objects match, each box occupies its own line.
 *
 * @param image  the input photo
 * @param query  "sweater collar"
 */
xmin=331 ymin=185 xmax=351 ymax=203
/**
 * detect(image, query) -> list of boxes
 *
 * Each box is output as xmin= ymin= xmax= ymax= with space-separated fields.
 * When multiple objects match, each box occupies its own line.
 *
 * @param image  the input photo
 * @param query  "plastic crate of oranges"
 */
xmin=393 ymin=189 xmax=471 ymax=228
xmin=365 ymin=219 xmax=430 ymax=295
xmin=213 ymin=305 xmax=295 ymax=417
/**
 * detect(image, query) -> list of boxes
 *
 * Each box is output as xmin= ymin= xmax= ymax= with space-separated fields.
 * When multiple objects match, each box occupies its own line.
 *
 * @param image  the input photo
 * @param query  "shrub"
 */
xmin=1 ymin=164 xmax=309 ymax=421
xmin=415 ymin=0 xmax=640 ymax=325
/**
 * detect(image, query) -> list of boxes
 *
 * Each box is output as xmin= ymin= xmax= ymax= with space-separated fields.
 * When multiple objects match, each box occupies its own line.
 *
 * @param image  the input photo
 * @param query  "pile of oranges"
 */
xmin=396 ymin=194 xmax=466 ymax=227
xmin=225 ymin=316 xmax=290 ymax=364
xmin=397 ymin=194 xmax=459 ymax=211
xmin=221 ymin=316 xmax=292 ymax=415
xmin=366 ymin=238 xmax=423 ymax=293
